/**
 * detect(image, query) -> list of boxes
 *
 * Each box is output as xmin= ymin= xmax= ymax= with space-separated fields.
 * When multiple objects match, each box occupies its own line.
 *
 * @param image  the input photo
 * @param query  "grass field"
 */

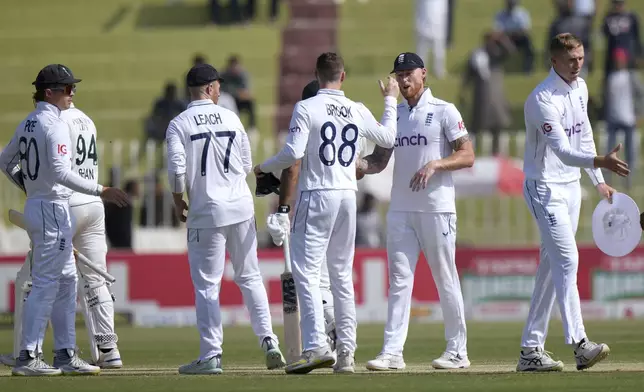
xmin=1 ymin=321 xmax=643 ymax=390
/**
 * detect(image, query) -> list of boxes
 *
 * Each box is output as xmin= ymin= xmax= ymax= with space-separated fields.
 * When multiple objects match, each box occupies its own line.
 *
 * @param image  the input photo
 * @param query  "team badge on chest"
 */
xmin=425 ymin=113 xmax=434 ymax=126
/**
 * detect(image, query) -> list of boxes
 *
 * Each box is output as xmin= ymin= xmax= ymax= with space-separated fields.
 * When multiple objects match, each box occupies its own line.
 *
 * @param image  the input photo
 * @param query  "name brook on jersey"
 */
xmin=326 ymin=104 xmax=353 ymax=119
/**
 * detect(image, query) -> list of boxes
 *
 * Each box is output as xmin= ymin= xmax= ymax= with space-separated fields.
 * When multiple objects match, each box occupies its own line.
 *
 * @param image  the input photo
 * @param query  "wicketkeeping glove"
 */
xmin=266 ymin=213 xmax=290 ymax=247
xmin=255 ymin=172 xmax=281 ymax=197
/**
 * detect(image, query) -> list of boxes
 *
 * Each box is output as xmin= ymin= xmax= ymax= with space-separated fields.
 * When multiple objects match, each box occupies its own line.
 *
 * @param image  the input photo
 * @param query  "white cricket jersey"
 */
xmin=166 ymin=99 xmax=253 ymax=228
xmin=389 ymin=88 xmax=468 ymax=213
xmin=523 ymin=68 xmax=604 ymax=185
xmin=260 ymin=89 xmax=397 ymax=192
xmin=0 ymin=102 xmax=102 ymax=202
xmin=61 ymin=104 xmax=102 ymax=206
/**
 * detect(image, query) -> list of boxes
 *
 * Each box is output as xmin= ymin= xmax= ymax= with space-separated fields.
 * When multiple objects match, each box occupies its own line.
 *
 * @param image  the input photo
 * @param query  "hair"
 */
xmin=228 ymin=55 xmax=240 ymax=66
xmin=32 ymin=89 xmax=46 ymax=103
xmin=549 ymin=33 xmax=583 ymax=56
xmin=316 ymin=52 xmax=344 ymax=84
xmin=193 ymin=54 xmax=206 ymax=65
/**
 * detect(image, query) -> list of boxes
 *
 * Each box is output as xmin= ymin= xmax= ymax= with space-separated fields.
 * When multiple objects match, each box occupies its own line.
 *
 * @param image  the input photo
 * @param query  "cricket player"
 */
xmin=255 ymin=52 xmax=399 ymax=374
xmin=357 ymin=52 xmax=473 ymax=371
xmin=0 ymin=103 xmax=122 ymax=369
xmin=517 ymin=33 xmax=629 ymax=372
xmin=0 ymin=64 xmax=129 ymax=376
xmin=166 ymin=63 xmax=285 ymax=375
xmin=266 ymin=80 xmax=338 ymax=355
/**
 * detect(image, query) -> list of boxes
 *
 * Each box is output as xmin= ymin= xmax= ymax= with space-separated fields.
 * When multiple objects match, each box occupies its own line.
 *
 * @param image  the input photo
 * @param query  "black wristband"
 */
xmin=277 ymin=205 xmax=290 ymax=214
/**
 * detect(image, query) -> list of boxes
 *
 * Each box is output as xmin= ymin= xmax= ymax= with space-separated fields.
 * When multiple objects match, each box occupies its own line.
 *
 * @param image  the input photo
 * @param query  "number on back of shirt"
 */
xmin=190 ymin=131 xmax=236 ymax=176
xmin=318 ymin=121 xmax=358 ymax=167
xmin=18 ymin=136 xmax=40 ymax=181
xmin=75 ymin=134 xmax=98 ymax=166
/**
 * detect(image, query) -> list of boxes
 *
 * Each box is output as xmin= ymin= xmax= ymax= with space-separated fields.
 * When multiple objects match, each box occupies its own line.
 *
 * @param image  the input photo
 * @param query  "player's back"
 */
xmin=10 ymin=102 xmax=74 ymax=201
xmin=61 ymin=105 xmax=101 ymax=206
xmin=167 ymin=99 xmax=253 ymax=228
xmin=298 ymin=90 xmax=367 ymax=192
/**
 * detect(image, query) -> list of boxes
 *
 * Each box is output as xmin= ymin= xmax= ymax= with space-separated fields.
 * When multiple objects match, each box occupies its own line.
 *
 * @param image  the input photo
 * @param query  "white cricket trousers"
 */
xmin=187 ymin=217 xmax=277 ymax=360
xmin=382 ymin=211 xmax=467 ymax=357
xmin=522 ymin=179 xmax=586 ymax=347
xmin=416 ymin=34 xmax=446 ymax=79
xmin=290 ymin=189 xmax=357 ymax=353
xmin=72 ymin=201 xmax=118 ymax=358
xmin=21 ymin=199 xmax=77 ymax=353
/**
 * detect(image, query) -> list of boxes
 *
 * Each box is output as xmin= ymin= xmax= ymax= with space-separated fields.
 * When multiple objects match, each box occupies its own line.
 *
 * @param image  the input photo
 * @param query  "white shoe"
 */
xmin=12 ymin=351 xmax=62 ymax=376
xmin=365 ymin=353 xmax=406 ymax=371
xmin=96 ymin=348 xmax=123 ymax=369
xmin=261 ymin=337 xmax=286 ymax=370
xmin=431 ymin=352 xmax=471 ymax=369
xmin=53 ymin=349 xmax=100 ymax=375
xmin=284 ymin=347 xmax=335 ymax=375
xmin=574 ymin=339 xmax=610 ymax=370
xmin=516 ymin=347 xmax=564 ymax=372
xmin=0 ymin=353 xmax=15 ymax=367
xmin=333 ymin=346 xmax=355 ymax=374
xmin=178 ymin=355 xmax=223 ymax=375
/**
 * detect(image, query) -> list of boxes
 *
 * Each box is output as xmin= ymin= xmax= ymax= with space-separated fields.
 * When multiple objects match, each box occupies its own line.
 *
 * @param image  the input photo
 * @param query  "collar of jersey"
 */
xmin=406 ymin=87 xmax=433 ymax=110
xmin=547 ymin=68 xmax=579 ymax=93
xmin=188 ymin=99 xmax=214 ymax=108
xmin=36 ymin=101 xmax=61 ymax=116
xmin=317 ymin=89 xmax=345 ymax=96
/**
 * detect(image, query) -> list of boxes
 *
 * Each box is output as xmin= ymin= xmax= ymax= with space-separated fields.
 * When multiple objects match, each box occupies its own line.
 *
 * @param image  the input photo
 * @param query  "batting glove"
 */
xmin=266 ymin=213 xmax=290 ymax=247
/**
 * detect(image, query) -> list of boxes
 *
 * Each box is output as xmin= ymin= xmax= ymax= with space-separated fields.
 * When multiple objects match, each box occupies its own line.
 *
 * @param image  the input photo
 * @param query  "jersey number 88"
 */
xmin=318 ymin=121 xmax=358 ymax=167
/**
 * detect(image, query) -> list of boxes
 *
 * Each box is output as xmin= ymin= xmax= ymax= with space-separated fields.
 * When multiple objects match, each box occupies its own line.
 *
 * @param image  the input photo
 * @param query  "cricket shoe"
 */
xmin=12 ymin=351 xmax=62 ymax=376
xmin=516 ymin=347 xmax=564 ymax=372
xmin=261 ymin=337 xmax=286 ymax=370
xmin=574 ymin=339 xmax=610 ymax=370
xmin=53 ymin=349 xmax=100 ymax=376
xmin=284 ymin=347 xmax=335 ymax=374
xmin=0 ymin=353 xmax=15 ymax=367
xmin=178 ymin=355 xmax=223 ymax=375
xmin=365 ymin=353 xmax=406 ymax=371
xmin=95 ymin=347 xmax=123 ymax=369
xmin=431 ymin=352 xmax=471 ymax=369
xmin=333 ymin=346 xmax=355 ymax=374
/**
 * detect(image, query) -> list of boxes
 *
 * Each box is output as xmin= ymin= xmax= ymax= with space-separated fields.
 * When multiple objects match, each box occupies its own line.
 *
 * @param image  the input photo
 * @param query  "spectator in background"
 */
xmin=145 ymin=82 xmax=186 ymax=146
xmin=447 ymin=0 xmax=456 ymax=48
xmin=187 ymin=54 xmax=239 ymax=115
xmin=494 ymin=0 xmax=534 ymax=73
xmin=221 ymin=55 xmax=257 ymax=133
xmin=548 ymin=0 xmax=593 ymax=74
xmin=356 ymin=192 xmax=382 ymax=248
xmin=105 ymin=179 xmax=139 ymax=250
xmin=415 ymin=0 xmax=448 ymax=79
xmin=246 ymin=0 xmax=281 ymax=23
xmin=604 ymin=48 xmax=644 ymax=189
xmin=602 ymin=0 xmax=642 ymax=77
xmin=573 ymin=0 xmax=595 ymax=23
xmin=460 ymin=32 xmax=514 ymax=156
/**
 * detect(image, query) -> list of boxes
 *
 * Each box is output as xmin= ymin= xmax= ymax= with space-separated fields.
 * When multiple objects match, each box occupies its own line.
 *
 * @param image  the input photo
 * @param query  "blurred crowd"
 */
xmin=104 ymin=0 xmax=643 ymax=250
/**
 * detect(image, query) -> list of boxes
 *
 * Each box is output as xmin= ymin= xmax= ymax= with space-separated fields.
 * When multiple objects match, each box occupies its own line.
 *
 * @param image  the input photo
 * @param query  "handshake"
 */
xmin=266 ymin=211 xmax=291 ymax=247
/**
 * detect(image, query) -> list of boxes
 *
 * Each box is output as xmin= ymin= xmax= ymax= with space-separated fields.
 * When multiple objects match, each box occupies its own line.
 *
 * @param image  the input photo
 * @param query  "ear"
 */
xmin=340 ymin=71 xmax=346 ymax=83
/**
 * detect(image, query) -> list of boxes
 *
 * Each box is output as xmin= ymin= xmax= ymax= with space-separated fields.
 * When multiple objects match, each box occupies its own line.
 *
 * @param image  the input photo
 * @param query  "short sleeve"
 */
xmin=442 ymin=104 xmax=468 ymax=142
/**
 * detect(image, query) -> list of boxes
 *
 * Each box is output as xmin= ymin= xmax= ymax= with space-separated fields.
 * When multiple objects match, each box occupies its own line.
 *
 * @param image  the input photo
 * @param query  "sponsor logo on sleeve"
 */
xmin=57 ymin=144 xmax=67 ymax=155
xmin=541 ymin=123 xmax=552 ymax=134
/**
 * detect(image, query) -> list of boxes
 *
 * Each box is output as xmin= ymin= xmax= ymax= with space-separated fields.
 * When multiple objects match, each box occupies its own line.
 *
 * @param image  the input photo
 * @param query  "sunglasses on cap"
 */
xmin=48 ymin=84 xmax=76 ymax=95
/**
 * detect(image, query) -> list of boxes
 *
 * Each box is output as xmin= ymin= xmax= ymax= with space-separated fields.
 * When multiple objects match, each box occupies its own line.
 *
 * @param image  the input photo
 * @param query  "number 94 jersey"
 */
xmin=290 ymin=89 xmax=397 ymax=192
xmin=60 ymin=104 xmax=101 ymax=206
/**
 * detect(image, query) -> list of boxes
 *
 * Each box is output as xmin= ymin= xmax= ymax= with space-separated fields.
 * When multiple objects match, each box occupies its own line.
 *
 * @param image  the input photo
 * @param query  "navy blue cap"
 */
xmin=301 ymin=80 xmax=320 ymax=100
xmin=32 ymin=64 xmax=81 ymax=88
xmin=391 ymin=52 xmax=425 ymax=73
xmin=186 ymin=64 xmax=224 ymax=87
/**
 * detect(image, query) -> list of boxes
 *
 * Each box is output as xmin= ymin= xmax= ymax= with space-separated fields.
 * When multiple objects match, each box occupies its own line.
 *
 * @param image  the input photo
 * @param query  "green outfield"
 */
xmin=0 ymin=321 xmax=643 ymax=390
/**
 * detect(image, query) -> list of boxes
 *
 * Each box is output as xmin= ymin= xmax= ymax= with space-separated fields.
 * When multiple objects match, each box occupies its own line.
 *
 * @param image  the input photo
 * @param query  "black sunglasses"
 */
xmin=49 ymin=84 xmax=76 ymax=95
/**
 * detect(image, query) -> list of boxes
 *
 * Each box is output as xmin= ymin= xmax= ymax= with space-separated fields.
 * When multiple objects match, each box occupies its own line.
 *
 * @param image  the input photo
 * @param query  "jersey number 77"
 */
xmin=190 ymin=131 xmax=236 ymax=175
